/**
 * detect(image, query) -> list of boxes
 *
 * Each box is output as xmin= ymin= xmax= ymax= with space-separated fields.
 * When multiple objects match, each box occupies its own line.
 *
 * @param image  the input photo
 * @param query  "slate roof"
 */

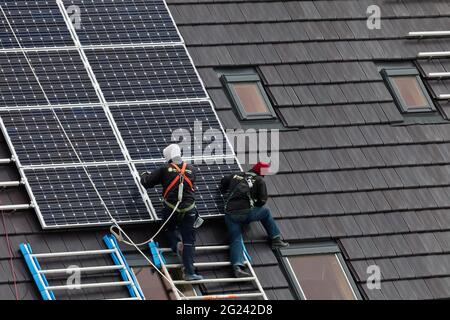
xmin=2 ymin=0 xmax=450 ymax=300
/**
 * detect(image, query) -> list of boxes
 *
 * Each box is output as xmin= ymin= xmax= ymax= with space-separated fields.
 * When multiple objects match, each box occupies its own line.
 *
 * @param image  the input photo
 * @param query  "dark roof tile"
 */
xmin=340 ymin=238 xmax=365 ymax=260
xmin=394 ymin=279 xmax=433 ymax=300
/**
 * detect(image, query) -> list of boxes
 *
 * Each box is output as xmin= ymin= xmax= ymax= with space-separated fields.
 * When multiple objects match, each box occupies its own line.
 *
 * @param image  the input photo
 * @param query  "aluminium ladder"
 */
xmin=20 ymin=235 xmax=144 ymax=300
xmin=149 ymin=242 xmax=268 ymax=300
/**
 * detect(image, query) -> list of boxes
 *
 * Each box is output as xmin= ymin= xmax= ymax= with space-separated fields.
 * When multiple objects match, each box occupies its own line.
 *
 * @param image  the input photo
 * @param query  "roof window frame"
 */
xmin=381 ymin=67 xmax=436 ymax=113
xmin=221 ymin=73 xmax=277 ymax=121
xmin=278 ymin=242 xmax=362 ymax=300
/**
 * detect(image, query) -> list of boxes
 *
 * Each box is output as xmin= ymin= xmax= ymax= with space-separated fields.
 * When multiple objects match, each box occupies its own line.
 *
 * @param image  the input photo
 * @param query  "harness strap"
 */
xmin=163 ymin=162 xmax=194 ymax=199
xmin=164 ymin=200 xmax=196 ymax=213
xmin=225 ymin=172 xmax=256 ymax=212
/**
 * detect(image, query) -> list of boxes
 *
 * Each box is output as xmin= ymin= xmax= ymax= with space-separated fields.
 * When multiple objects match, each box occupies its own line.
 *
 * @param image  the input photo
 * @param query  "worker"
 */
xmin=220 ymin=161 xmax=289 ymax=278
xmin=140 ymin=144 xmax=203 ymax=281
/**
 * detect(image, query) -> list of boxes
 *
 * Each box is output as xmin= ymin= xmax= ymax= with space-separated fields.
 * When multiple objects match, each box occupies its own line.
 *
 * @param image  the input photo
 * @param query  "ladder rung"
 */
xmin=107 ymin=297 xmax=141 ymax=301
xmin=439 ymin=94 xmax=450 ymax=100
xmin=159 ymin=245 xmax=230 ymax=253
xmin=32 ymin=249 xmax=115 ymax=259
xmin=39 ymin=265 xmax=124 ymax=275
xmin=182 ymin=292 xmax=265 ymax=300
xmin=46 ymin=281 xmax=132 ymax=291
xmin=165 ymin=261 xmax=232 ymax=269
xmin=173 ymin=277 xmax=256 ymax=285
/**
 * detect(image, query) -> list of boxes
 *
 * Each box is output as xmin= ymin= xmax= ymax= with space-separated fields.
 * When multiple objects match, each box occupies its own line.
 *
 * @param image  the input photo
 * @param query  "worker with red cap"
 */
xmin=220 ymin=161 xmax=288 ymax=278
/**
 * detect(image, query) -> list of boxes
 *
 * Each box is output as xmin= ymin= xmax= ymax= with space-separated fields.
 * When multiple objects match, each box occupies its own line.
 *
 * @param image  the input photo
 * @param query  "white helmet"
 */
xmin=163 ymin=144 xmax=182 ymax=162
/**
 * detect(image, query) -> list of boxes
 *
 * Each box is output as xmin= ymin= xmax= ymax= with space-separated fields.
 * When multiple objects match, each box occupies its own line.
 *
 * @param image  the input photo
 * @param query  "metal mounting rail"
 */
xmin=0 ymin=181 xmax=22 ymax=188
xmin=408 ymin=31 xmax=450 ymax=38
xmin=428 ymin=72 xmax=450 ymax=79
xmin=418 ymin=51 xmax=450 ymax=58
xmin=0 ymin=158 xmax=13 ymax=164
xmin=0 ymin=204 xmax=31 ymax=211
xmin=439 ymin=94 xmax=450 ymax=100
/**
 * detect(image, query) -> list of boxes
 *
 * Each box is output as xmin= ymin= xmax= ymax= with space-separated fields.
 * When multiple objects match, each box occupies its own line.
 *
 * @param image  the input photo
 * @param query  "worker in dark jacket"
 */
xmin=220 ymin=162 xmax=288 ymax=278
xmin=141 ymin=144 xmax=203 ymax=281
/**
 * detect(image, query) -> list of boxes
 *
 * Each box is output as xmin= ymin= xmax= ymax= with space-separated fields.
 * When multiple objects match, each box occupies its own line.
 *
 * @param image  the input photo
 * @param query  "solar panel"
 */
xmin=0 ymin=0 xmax=241 ymax=229
xmin=0 ymin=0 xmax=73 ymax=49
xmin=0 ymin=50 xmax=99 ymax=107
xmin=85 ymin=46 xmax=206 ymax=102
xmin=0 ymin=107 xmax=125 ymax=165
xmin=134 ymin=158 xmax=241 ymax=218
xmin=110 ymin=101 xmax=234 ymax=160
xmin=25 ymin=164 xmax=152 ymax=228
xmin=64 ymin=0 xmax=181 ymax=45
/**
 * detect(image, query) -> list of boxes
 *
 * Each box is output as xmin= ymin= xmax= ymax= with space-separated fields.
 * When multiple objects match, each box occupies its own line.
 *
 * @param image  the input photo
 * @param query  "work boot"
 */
xmin=184 ymin=273 xmax=204 ymax=281
xmin=233 ymin=265 xmax=251 ymax=278
xmin=271 ymin=236 xmax=289 ymax=249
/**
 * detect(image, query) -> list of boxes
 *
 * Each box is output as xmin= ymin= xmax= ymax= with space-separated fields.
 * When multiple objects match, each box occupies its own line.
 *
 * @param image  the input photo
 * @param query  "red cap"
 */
xmin=252 ymin=162 xmax=271 ymax=176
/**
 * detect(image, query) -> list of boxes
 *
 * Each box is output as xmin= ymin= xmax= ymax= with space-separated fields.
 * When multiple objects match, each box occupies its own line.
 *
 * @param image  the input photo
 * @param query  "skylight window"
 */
xmin=222 ymin=73 xmax=276 ymax=120
xmin=279 ymin=243 xmax=361 ymax=300
xmin=381 ymin=68 xmax=435 ymax=113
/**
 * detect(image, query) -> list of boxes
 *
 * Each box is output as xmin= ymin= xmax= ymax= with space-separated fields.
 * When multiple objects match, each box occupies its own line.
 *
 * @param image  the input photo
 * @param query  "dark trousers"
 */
xmin=162 ymin=205 xmax=197 ymax=275
xmin=225 ymin=206 xmax=281 ymax=267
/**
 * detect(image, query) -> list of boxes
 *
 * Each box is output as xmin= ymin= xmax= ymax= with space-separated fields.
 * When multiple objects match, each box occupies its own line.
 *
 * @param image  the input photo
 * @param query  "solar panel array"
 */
xmin=0 ymin=0 xmax=240 ymax=229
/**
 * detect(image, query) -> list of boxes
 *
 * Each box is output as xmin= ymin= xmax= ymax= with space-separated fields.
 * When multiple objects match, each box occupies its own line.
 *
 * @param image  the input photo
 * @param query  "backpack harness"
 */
xmin=224 ymin=172 xmax=257 ymax=213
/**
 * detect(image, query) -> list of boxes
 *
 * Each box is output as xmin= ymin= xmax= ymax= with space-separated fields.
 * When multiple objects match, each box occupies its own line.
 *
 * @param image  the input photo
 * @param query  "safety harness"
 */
xmin=163 ymin=162 xmax=195 ymax=214
xmin=224 ymin=172 xmax=257 ymax=213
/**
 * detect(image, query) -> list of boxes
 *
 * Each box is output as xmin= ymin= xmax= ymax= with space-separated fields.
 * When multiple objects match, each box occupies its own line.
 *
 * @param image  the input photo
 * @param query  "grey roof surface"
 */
xmin=1 ymin=0 xmax=450 ymax=300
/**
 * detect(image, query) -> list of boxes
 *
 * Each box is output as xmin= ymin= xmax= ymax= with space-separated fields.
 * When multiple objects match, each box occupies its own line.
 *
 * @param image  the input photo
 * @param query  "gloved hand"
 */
xmin=140 ymin=171 xmax=151 ymax=185
xmin=140 ymin=171 xmax=151 ymax=177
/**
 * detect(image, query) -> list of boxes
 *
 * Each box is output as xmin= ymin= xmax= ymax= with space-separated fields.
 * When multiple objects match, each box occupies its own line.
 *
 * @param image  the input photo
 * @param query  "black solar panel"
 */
xmin=0 ymin=0 xmax=73 ymax=49
xmin=135 ymin=159 xmax=241 ymax=218
xmin=0 ymin=1 xmax=241 ymax=229
xmin=110 ymin=101 xmax=233 ymax=160
xmin=0 ymin=107 xmax=125 ymax=165
xmin=64 ymin=0 xmax=181 ymax=45
xmin=0 ymin=50 xmax=99 ymax=107
xmin=85 ymin=46 xmax=206 ymax=102
xmin=25 ymin=164 xmax=152 ymax=228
